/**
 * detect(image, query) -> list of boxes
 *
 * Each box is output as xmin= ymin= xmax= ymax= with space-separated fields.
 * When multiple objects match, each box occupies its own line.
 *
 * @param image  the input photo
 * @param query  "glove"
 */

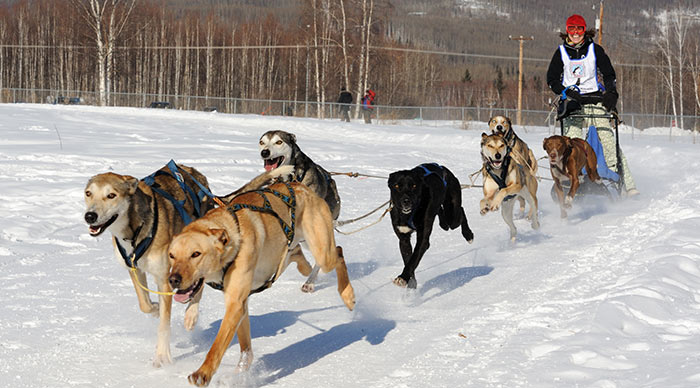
xmin=602 ymin=91 xmax=618 ymax=111
xmin=565 ymin=88 xmax=582 ymax=102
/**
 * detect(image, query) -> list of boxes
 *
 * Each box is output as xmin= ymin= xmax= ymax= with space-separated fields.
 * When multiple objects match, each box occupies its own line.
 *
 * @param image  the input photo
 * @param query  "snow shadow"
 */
xmin=256 ymin=317 xmax=396 ymax=385
xmin=417 ymin=265 xmax=493 ymax=304
xmin=303 ymin=260 xmax=380 ymax=292
xmin=176 ymin=306 xmax=338 ymax=360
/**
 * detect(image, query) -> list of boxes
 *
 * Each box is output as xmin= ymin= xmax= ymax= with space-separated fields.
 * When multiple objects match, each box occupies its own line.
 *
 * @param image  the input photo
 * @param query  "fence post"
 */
xmin=234 ymin=99 xmax=237 ymax=114
xmin=420 ymin=107 xmax=423 ymax=126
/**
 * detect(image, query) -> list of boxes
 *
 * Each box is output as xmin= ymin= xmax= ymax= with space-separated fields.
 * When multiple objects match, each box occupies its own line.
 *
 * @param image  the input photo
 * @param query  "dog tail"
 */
xmin=219 ymin=166 xmax=295 ymax=203
xmin=584 ymin=144 xmax=602 ymax=183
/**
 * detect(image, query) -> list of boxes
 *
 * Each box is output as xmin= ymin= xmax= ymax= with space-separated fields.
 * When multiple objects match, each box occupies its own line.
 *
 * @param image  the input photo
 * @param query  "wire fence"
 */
xmin=3 ymin=87 xmax=700 ymax=133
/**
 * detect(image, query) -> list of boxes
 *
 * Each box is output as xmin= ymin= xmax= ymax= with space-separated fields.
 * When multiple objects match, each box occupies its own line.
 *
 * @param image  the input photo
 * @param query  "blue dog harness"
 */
xmin=404 ymin=163 xmax=448 ymax=230
xmin=114 ymin=160 xmax=210 ymax=269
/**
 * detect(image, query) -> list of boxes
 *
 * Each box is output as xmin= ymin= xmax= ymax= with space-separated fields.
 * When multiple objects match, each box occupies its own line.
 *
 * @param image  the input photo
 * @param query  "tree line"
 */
xmin=1 ymin=0 xmax=699 ymax=126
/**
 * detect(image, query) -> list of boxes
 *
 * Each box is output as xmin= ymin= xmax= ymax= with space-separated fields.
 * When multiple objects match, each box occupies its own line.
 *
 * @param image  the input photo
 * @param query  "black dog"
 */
xmin=388 ymin=163 xmax=474 ymax=289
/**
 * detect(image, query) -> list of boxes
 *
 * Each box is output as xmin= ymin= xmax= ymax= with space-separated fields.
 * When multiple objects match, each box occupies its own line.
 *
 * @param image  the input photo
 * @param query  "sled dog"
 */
xmin=488 ymin=115 xmax=539 ymax=215
xmin=168 ymin=182 xmax=355 ymax=386
xmin=83 ymin=163 xmax=291 ymax=367
xmin=480 ymin=133 xmax=539 ymax=241
xmin=543 ymin=135 xmax=601 ymax=218
xmin=388 ymin=163 xmax=474 ymax=288
xmin=258 ymin=130 xmax=341 ymax=292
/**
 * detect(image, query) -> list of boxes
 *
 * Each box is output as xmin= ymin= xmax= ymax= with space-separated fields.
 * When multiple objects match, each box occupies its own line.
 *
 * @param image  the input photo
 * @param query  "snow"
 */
xmin=2 ymin=103 xmax=700 ymax=387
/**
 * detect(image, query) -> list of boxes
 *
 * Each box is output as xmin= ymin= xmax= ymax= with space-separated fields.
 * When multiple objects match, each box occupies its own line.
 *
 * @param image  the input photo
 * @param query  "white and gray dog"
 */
xmin=258 ymin=130 xmax=342 ymax=292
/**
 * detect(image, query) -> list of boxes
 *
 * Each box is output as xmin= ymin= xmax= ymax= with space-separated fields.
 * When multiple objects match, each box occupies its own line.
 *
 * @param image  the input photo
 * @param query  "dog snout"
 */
xmin=496 ymin=124 xmax=503 ymax=131
xmin=495 ymin=152 xmax=502 ymax=160
xmin=260 ymin=149 xmax=270 ymax=158
xmin=401 ymin=197 xmax=412 ymax=207
xmin=169 ymin=273 xmax=182 ymax=289
xmin=84 ymin=212 xmax=98 ymax=224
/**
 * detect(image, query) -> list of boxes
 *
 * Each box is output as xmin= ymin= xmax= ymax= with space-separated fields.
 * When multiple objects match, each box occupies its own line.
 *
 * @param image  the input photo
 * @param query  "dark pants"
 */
xmin=340 ymin=105 xmax=350 ymax=122
xmin=362 ymin=109 xmax=372 ymax=124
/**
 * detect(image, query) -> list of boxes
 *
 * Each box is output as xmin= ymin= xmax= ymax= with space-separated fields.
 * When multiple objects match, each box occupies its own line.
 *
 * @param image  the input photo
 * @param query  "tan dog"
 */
xmin=84 ymin=163 xmax=213 ymax=367
xmin=480 ymin=133 xmax=539 ymax=241
xmin=167 ymin=182 xmax=355 ymax=387
xmin=488 ymin=115 xmax=539 ymax=215
xmin=543 ymin=135 xmax=601 ymax=218
xmin=83 ymin=164 xmax=291 ymax=368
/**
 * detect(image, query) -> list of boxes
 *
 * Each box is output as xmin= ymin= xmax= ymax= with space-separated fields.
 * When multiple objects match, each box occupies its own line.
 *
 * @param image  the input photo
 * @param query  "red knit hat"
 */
xmin=566 ymin=14 xmax=586 ymax=30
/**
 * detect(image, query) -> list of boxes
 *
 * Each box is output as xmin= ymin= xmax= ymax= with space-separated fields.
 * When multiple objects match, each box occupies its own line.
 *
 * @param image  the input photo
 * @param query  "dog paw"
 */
xmin=301 ymin=282 xmax=315 ymax=293
xmin=140 ymin=302 xmax=159 ymax=316
xmin=560 ymin=210 xmax=568 ymax=219
xmin=393 ymin=276 xmax=408 ymax=288
xmin=407 ymin=277 xmax=417 ymax=289
xmin=341 ymin=285 xmax=356 ymax=311
xmin=564 ymin=196 xmax=573 ymax=208
xmin=234 ymin=350 xmax=254 ymax=373
xmin=188 ymin=369 xmax=212 ymax=387
xmin=480 ymin=207 xmax=489 ymax=215
xmin=152 ymin=351 xmax=172 ymax=368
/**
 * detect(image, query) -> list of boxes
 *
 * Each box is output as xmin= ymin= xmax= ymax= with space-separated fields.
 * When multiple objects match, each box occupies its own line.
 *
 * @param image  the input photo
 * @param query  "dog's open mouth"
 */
xmin=173 ymin=278 xmax=204 ymax=304
xmin=263 ymin=156 xmax=285 ymax=171
xmin=489 ymin=158 xmax=503 ymax=169
xmin=88 ymin=214 xmax=118 ymax=237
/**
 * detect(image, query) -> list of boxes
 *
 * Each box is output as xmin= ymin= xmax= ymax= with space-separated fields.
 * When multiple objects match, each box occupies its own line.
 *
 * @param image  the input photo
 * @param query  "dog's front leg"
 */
xmin=128 ymin=268 xmax=158 ymax=315
xmin=153 ymin=278 xmax=173 ymax=368
xmin=234 ymin=301 xmax=253 ymax=373
xmin=552 ymin=179 xmax=567 ymax=218
xmin=490 ymin=181 xmax=522 ymax=212
xmin=189 ymin=272 xmax=252 ymax=386
xmin=395 ymin=217 xmax=435 ymax=289
xmin=184 ymin=285 xmax=203 ymax=331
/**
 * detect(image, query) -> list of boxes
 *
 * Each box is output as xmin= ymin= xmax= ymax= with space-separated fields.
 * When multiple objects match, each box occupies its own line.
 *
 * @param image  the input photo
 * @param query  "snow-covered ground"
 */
xmin=1 ymin=104 xmax=700 ymax=388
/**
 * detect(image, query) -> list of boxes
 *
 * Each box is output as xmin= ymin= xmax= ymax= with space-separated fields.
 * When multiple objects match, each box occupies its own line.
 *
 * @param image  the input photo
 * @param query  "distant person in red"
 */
xmin=361 ymin=89 xmax=376 ymax=124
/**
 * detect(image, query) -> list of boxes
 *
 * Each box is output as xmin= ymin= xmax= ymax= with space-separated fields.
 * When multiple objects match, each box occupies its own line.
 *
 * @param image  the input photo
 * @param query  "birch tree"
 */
xmin=70 ymin=0 xmax=136 ymax=106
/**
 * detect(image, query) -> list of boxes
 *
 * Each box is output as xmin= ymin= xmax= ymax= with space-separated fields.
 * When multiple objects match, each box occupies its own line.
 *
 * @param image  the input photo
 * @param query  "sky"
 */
xmin=1 ymin=103 xmax=700 ymax=388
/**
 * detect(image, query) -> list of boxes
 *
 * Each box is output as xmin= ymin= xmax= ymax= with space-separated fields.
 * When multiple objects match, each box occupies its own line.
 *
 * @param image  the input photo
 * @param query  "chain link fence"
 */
xmin=3 ymin=87 xmax=700 ymax=133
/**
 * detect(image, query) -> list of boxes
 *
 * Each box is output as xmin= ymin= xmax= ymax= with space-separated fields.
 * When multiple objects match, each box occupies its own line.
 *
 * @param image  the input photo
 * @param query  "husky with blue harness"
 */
xmin=167 ymin=181 xmax=355 ymax=387
xmin=83 ymin=160 xmax=290 ymax=368
xmin=388 ymin=163 xmax=474 ymax=289
xmin=480 ymin=133 xmax=540 ymax=241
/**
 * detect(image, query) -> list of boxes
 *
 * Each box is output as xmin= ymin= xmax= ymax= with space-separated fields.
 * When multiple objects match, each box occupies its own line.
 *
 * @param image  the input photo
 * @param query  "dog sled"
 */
xmin=553 ymin=109 xmax=624 ymax=201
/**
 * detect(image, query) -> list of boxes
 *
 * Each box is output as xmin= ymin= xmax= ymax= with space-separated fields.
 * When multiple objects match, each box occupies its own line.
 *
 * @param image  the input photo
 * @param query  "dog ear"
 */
xmin=124 ymin=176 xmax=139 ymax=195
xmin=289 ymin=132 xmax=297 ymax=143
xmin=506 ymin=117 xmax=512 ymax=128
xmin=207 ymin=228 xmax=229 ymax=247
xmin=387 ymin=172 xmax=397 ymax=187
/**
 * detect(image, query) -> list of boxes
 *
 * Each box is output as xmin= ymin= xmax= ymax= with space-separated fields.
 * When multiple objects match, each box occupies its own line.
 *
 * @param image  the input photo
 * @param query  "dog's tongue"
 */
xmin=264 ymin=159 xmax=277 ymax=172
xmin=173 ymin=290 xmax=192 ymax=304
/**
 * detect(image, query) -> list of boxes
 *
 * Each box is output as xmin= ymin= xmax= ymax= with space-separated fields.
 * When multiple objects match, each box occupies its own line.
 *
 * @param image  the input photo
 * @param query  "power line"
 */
xmin=0 ymin=43 xmax=659 ymax=69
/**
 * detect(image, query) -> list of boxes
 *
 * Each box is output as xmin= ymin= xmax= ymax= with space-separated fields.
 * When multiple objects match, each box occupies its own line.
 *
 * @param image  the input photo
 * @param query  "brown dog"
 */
xmin=167 ymin=182 xmax=355 ymax=386
xmin=542 ymin=135 xmax=601 ymax=218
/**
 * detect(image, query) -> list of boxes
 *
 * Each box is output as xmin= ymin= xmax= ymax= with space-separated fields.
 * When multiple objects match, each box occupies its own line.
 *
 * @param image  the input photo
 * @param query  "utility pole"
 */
xmin=508 ymin=35 xmax=533 ymax=126
xmin=597 ymin=1 xmax=604 ymax=45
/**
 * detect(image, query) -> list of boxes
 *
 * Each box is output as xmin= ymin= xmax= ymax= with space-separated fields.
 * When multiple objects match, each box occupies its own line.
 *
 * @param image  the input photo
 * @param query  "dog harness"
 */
xmin=482 ymin=148 xmax=518 ymax=203
xmin=403 ymin=163 xmax=448 ymax=230
xmin=115 ymin=160 xmax=210 ymax=269
xmin=207 ymin=182 xmax=297 ymax=294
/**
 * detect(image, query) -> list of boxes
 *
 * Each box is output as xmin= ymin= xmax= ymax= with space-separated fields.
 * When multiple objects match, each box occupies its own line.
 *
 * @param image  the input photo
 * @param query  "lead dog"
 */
xmin=83 ymin=163 xmax=289 ymax=367
xmin=488 ymin=115 xmax=538 ymax=215
xmin=543 ymin=135 xmax=601 ymax=218
xmin=259 ymin=130 xmax=341 ymax=292
xmin=388 ymin=163 xmax=474 ymax=288
xmin=167 ymin=182 xmax=355 ymax=386
xmin=480 ymin=133 xmax=539 ymax=241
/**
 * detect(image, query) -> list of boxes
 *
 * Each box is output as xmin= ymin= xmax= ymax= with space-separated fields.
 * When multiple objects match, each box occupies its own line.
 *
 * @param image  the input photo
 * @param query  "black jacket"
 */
xmin=546 ymin=36 xmax=617 ymax=101
xmin=338 ymin=91 xmax=353 ymax=104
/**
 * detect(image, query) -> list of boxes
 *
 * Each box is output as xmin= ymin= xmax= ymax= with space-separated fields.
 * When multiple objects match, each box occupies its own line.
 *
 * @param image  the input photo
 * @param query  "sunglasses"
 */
xmin=566 ymin=26 xmax=585 ymax=34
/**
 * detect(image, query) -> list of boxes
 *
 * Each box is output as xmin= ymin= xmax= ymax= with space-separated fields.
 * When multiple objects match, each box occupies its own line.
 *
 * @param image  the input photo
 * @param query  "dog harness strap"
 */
xmin=166 ymin=160 xmax=204 ymax=219
xmin=115 ymin=193 xmax=159 ymax=268
xmin=418 ymin=163 xmax=447 ymax=187
xmin=150 ymin=186 xmax=193 ymax=225
xmin=211 ymin=184 xmax=297 ymax=292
